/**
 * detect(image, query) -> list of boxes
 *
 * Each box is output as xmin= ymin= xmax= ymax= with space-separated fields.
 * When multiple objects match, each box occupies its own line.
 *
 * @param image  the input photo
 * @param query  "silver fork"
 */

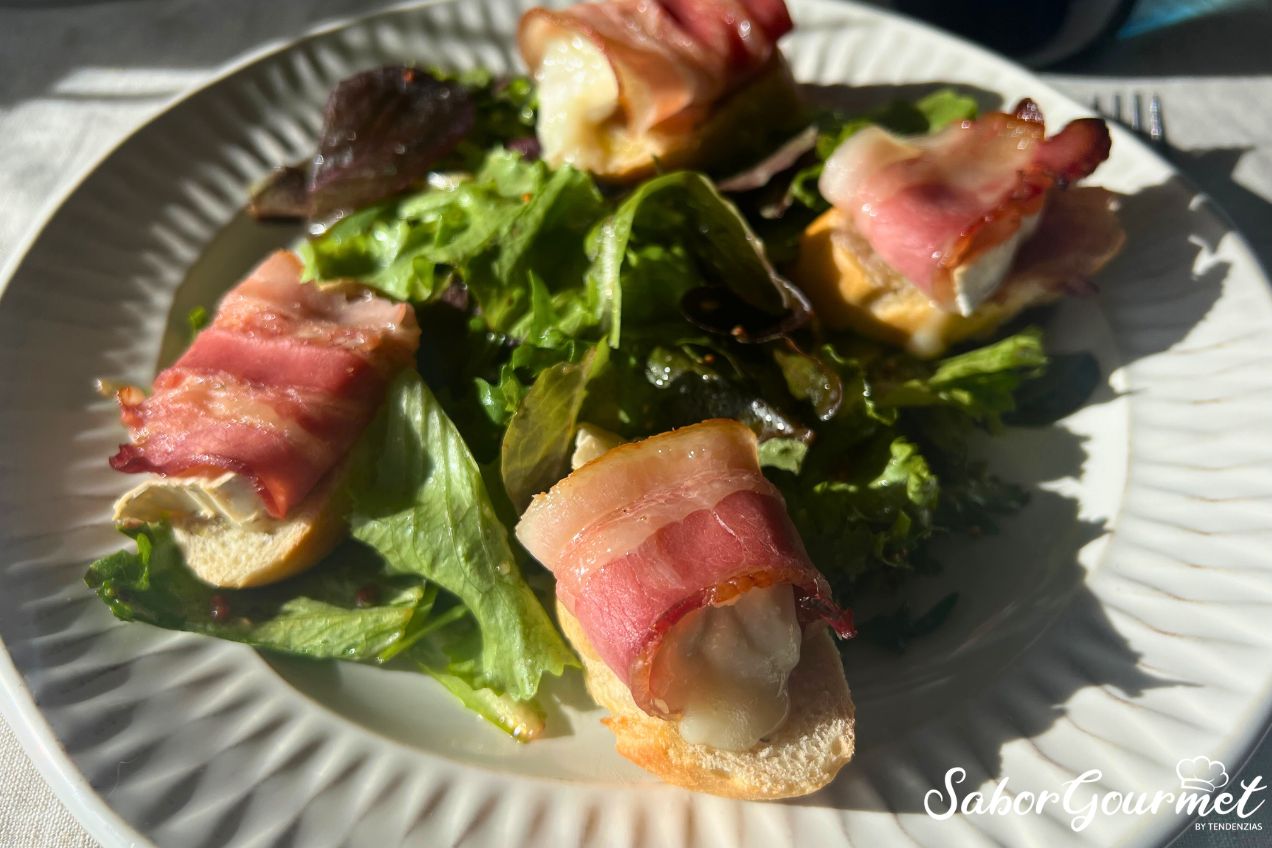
xmin=1091 ymin=92 xmax=1170 ymax=158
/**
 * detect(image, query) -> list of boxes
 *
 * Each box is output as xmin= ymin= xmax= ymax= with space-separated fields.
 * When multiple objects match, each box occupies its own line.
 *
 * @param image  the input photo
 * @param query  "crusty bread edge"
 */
xmin=593 ymin=57 xmax=807 ymax=184
xmin=790 ymin=208 xmax=1060 ymax=358
xmin=170 ymin=464 xmax=351 ymax=589
xmin=790 ymin=188 xmax=1127 ymax=359
xmin=558 ymin=600 xmax=856 ymax=800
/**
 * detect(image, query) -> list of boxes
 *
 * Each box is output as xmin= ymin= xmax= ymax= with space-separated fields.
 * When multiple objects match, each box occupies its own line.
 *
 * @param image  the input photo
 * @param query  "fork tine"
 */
xmin=1149 ymin=94 xmax=1166 ymax=145
xmin=1095 ymin=90 xmax=1170 ymax=157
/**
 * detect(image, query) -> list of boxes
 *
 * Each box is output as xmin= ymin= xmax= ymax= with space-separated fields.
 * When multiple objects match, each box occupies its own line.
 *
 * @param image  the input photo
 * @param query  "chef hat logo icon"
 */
xmin=1176 ymin=756 xmax=1230 ymax=792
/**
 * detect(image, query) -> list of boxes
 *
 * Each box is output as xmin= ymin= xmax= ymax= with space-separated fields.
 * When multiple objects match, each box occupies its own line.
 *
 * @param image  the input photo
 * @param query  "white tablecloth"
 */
xmin=1 ymin=1 xmax=1269 ymax=845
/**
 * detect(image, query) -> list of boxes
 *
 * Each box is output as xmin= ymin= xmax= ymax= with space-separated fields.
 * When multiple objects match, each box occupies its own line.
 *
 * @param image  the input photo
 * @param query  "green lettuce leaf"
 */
xmin=758 ymin=328 xmax=1049 ymax=593
xmin=464 ymin=165 xmax=606 ymax=334
xmin=586 ymin=171 xmax=802 ymax=346
xmin=408 ymin=616 xmax=547 ymax=741
xmin=1003 ymin=351 xmax=1101 ymax=427
xmin=758 ymin=437 xmax=810 ymax=473
xmin=435 ymin=69 xmax=538 ymax=169
xmin=348 ymin=369 xmax=576 ymax=701
xmin=302 ymin=148 xmax=606 ymax=339
xmin=777 ymin=434 xmax=939 ymax=589
xmin=912 ymin=89 xmax=981 ymax=131
xmin=84 ymin=523 xmax=548 ymax=740
xmin=185 ymin=305 xmax=209 ymax=342
xmin=858 ymin=593 xmax=960 ymax=653
xmin=877 ymin=328 xmax=1047 ymax=424
xmin=640 ymin=342 xmax=813 ymax=442
xmin=501 ymin=343 xmax=609 ymax=512
xmin=85 ymin=526 xmax=433 ymax=662
xmin=299 ymin=150 xmax=545 ymax=301
xmin=933 ymin=454 xmax=1030 ymax=535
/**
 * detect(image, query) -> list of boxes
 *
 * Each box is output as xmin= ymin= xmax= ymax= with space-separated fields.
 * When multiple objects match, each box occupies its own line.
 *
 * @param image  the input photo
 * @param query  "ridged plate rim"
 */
xmin=1 ymin=1 xmax=1270 ymax=847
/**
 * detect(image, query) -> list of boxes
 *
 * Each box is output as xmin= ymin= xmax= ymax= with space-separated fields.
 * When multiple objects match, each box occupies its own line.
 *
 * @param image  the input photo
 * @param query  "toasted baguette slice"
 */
xmin=114 ymin=464 xmax=350 ymax=589
xmin=559 ymin=601 xmax=855 ymax=800
xmin=790 ymin=187 xmax=1126 ymax=358
xmin=583 ymin=57 xmax=806 ymax=184
xmin=172 ymin=468 xmax=349 ymax=588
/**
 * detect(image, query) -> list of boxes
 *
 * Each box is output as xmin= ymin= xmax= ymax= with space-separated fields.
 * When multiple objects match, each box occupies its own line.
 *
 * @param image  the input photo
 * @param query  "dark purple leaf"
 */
xmin=505 ymin=136 xmax=542 ymax=161
xmin=680 ymin=273 xmax=811 ymax=343
xmin=438 ymin=280 xmax=471 ymax=312
xmin=248 ymin=165 xmax=310 ymax=221
xmin=308 ymin=66 xmax=475 ymax=219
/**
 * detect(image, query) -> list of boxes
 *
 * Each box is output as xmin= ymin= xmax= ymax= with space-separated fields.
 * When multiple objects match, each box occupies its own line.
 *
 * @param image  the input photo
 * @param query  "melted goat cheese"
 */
xmin=653 ymin=584 xmax=803 ymax=751
xmin=567 ymin=430 xmax=804 ymax=752
xmin=571 ymin=423 xmax=624 ymax=469
xmin=113 ymin=472 xmax=269 ymax=529
xmin=950 ymin=211 xmax=1041 ymax=316
xmin=534 ymin=36 xmax=621 ymax=170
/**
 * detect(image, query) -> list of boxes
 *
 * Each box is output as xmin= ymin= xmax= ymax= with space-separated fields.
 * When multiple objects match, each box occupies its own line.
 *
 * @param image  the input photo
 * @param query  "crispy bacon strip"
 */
xmin=819 ymin=99 xmax=1112 ymax=309
xmin=110 ymin=251 xmax=420 ymax=519
xmin=1007 ymin=185 xmax=1126 ymax=296
xmin=516 ymin=419 xmax=853 ymax=718
xmin=518 ymin=0 xmax=793 ymax=134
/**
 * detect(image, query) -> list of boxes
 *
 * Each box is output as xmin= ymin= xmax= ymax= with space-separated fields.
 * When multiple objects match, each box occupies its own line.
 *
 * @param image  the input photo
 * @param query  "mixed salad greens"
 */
xmin=87 ymin=68 xmax=1095 ymax=738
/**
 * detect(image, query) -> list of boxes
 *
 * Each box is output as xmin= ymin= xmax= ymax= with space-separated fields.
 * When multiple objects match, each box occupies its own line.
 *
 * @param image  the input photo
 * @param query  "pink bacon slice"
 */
xmin=516 ymin=418 xmax=853 ymax=719
xmin=819 ymin=99 xmax=1112 ymax=310
xmin=110 ymin=250 xmax=420 ymax=520
xmin=518 ymin=0 xmax=793 ymax=135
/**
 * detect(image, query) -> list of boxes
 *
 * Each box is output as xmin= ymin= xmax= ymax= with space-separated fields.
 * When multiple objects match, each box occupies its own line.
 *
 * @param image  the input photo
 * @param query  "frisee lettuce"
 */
xmin=302 ymin=150 xmax=608 ymax=339
xmin=876 ymin=329 xmax=1048 ymax=425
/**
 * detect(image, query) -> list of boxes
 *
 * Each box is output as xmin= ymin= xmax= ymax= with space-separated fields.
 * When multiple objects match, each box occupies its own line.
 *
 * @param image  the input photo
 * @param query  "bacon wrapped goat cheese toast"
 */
xmin=791 ymin=100 xmax=1126 ymax=357
xmin=109 ymin=250 xmax=420 ymax=587
xmin=517 ymin=419 xmax=857 ymax=799
xmin=519 ymin=0 xmax=803 ymax=181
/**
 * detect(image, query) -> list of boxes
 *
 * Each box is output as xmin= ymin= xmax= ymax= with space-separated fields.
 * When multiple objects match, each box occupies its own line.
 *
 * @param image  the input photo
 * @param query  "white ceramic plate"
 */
xmin=2 ymin=1 xmax=1271 ymax=846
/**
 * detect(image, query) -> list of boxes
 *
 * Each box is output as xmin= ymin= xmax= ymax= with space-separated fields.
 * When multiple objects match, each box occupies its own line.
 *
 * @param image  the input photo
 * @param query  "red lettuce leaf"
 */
xmin=307 ymin=66 xmax=475 ymax=220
